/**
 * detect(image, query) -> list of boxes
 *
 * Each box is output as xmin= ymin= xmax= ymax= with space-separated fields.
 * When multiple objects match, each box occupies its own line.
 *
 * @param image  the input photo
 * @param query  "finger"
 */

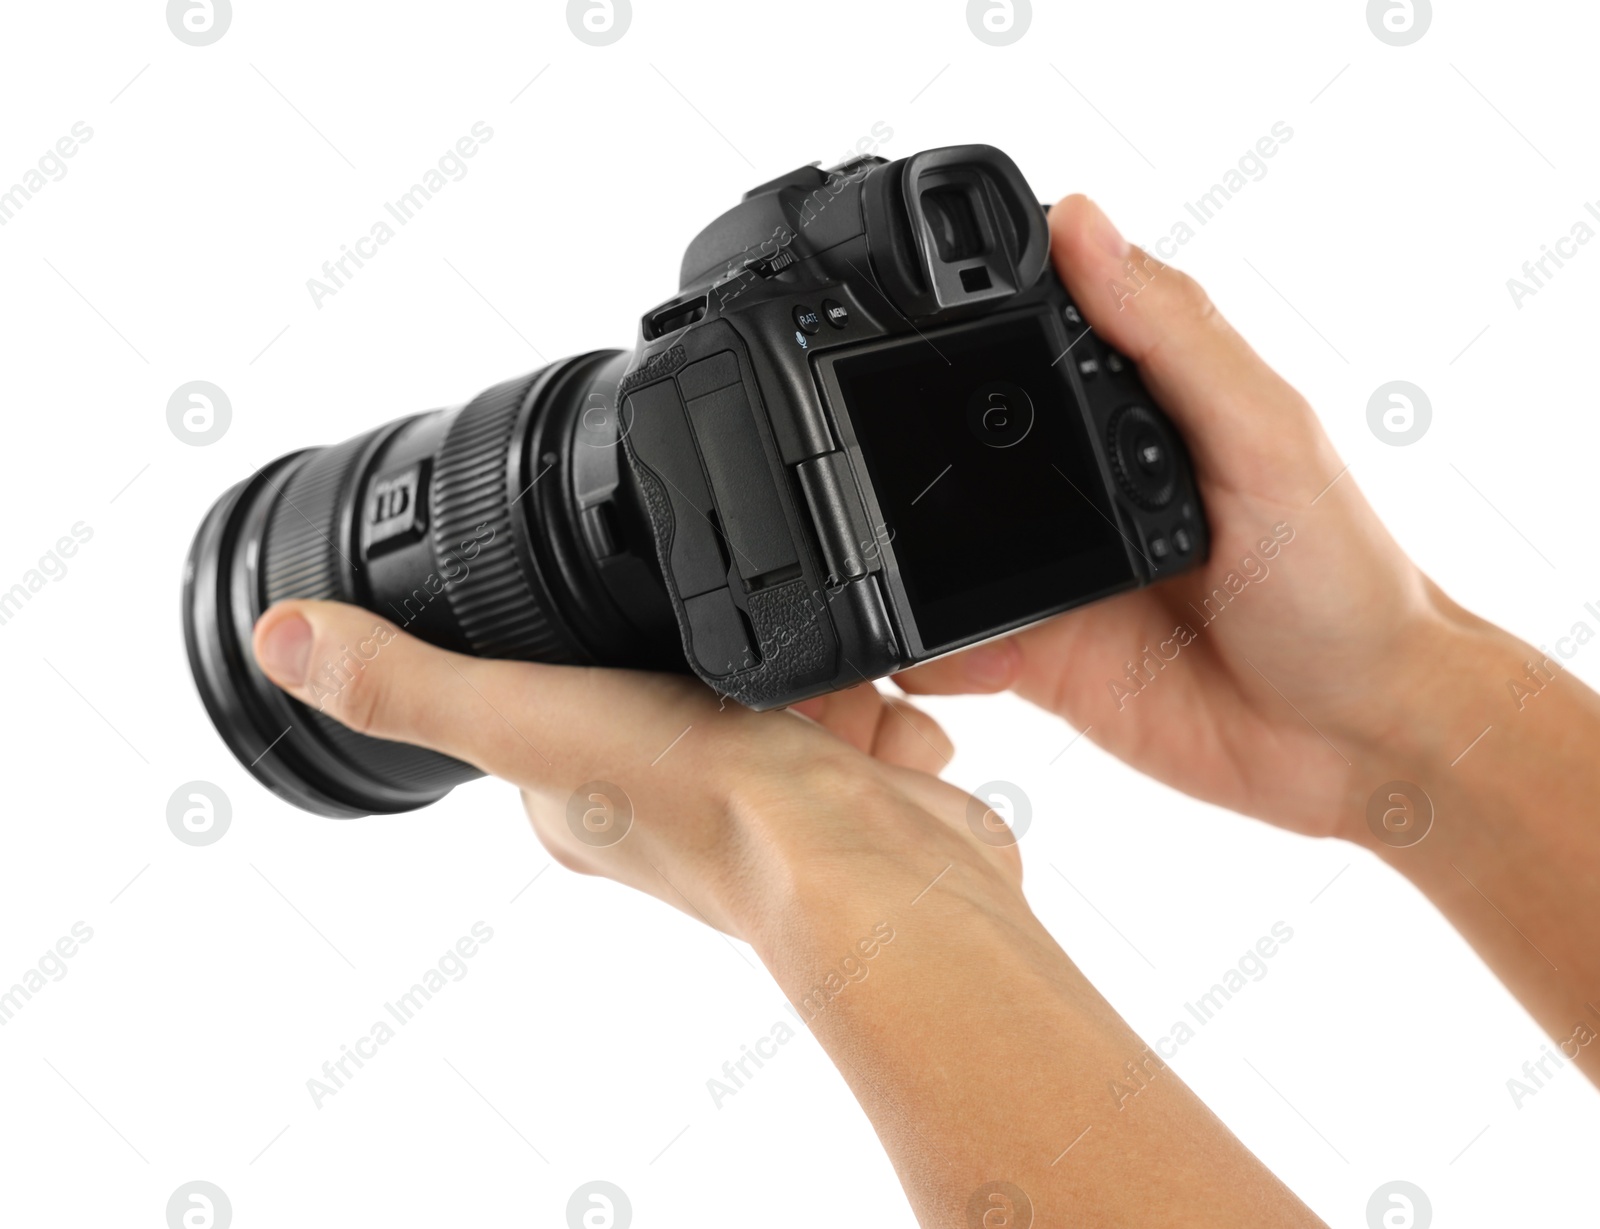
xmin=792 ymin=684 xmax=954 ymax=772
xmin=790 ymin=683 xmax=900 ymax=753
xmin=251 ymin=599 xmax=707 ymax=788
xmin=1049 ymin=194 xmax=1340 ymax=496
xmin=872 ymin=696 xmax=954 ymax=773
xmin=892 ymin=639 xmax=1022 ymax=697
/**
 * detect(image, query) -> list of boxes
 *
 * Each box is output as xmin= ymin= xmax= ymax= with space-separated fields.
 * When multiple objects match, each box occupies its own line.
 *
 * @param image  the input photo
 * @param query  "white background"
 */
xmin=2 ymin=1 xmax=1597 ymax=1225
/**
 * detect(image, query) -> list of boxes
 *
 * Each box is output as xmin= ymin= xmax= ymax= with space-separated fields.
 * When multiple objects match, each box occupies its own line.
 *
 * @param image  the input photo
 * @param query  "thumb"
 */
xmin=891 ymin=637 xmax=1023 ymax=697
xmin=1049 ymin=194 xmax=1338 ymax=497
xmin=251 ymin=599 xmax=554 ymax=782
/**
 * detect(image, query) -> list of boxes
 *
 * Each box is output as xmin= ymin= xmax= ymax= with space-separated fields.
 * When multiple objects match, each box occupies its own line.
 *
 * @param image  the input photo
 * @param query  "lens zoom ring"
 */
xmin=262 ymin=435 xmax=371 ymax=605
xmin=432 ymin=375 xmax=575 ymax=662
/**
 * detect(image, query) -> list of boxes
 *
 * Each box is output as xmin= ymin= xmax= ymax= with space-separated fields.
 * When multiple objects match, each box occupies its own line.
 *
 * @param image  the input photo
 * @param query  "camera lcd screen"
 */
xmin=833 ymin=313 xmax=1135 ymax=651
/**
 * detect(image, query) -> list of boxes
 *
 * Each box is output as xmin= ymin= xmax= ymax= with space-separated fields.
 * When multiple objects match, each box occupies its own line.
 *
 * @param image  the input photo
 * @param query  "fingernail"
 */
xmin=257 ymin=613 xmax=312 ymax=687
xmin=964 ymin=642 xmax=1017 ymax=689
xmin=1086 ymin=199 xmax=1129 ymax=262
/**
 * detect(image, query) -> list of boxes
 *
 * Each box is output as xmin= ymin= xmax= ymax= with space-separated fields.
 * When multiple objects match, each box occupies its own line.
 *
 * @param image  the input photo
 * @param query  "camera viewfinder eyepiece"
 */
xmin=861 ymin=145 xmax=1050 ymax=323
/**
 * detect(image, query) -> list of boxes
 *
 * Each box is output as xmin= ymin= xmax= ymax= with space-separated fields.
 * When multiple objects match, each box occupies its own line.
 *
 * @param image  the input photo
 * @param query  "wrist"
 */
xmin=724 ymin=771 xmax=1038 ymax=976
xmin=1372 ymin=608 xmax=1514 ymax=760
xmin=1336 ymin=598 xmax=1538 ymax=846
xmin=748 ymin=844 xmax=1072 ymax=1040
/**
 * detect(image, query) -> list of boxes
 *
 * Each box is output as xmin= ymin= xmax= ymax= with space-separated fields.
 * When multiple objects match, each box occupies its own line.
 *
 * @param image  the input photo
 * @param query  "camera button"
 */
xmin=1076 ymin=355 xmax=1101 ymax=380
xmin=1148 ymin=534 xmax=1172 ymax=563
xmin=1135 ymin=433 xmax=1166 ymax=475
xmin=1063 ymin=303 xmax=1086 ymax=329
xmin=1172 ymin=525 xmax=1194 ymax=555
xmin=821 ymin=298 xmax=850 ymax=329
xmin=794 ymin=305 xmax=822 ymax=335
xmin=1108 ymin=404 xmax=1178 ymax=510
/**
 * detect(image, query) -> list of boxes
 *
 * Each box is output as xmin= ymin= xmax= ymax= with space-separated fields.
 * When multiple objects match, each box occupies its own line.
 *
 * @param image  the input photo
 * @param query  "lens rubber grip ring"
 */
xmin=431 ymin=373 xmax=579 ymax=663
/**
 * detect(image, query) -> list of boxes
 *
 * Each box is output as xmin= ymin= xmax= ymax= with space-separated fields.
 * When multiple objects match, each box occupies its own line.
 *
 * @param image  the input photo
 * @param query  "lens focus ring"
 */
xmin=431 ymin=374 xmax=580 ymax=663
xmin=261 ymin=435 xmax=372 ymax=606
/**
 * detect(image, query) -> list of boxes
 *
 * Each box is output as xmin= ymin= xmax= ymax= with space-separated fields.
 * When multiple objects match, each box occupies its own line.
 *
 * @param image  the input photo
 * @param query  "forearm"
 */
xmin=1357 ymin=606 xmax=1600 ymax=1081
xmin=748 ymin=852 xmax=1324 ymax=1227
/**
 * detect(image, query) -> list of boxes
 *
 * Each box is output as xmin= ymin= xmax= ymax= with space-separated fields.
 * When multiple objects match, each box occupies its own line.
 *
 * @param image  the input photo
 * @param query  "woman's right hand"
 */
xmin=900 ymin=194 xmax=1481 ymax=841
xmin=900 ymin=197 xmax=1600 ymax=1093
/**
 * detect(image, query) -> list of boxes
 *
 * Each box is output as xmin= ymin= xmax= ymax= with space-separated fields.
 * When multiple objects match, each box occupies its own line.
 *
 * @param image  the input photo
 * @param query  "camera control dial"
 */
xmin=1107 ymin=404 xmax=1179 ymax=510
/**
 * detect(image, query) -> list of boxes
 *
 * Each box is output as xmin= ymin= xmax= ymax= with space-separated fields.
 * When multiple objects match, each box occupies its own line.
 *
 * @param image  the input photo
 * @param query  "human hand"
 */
xmin=898 ymin=194 xmax=1474 ymax=839
xmin=250 ymin=599 xmax=1021 ymax=945
xmin=251 ymin=598 xmax=1338 ymax=1225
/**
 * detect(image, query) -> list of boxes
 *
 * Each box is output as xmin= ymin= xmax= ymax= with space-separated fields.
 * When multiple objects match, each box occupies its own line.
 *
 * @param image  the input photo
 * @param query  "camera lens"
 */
xmin=182 ymin=352 xmax=679 ymax=817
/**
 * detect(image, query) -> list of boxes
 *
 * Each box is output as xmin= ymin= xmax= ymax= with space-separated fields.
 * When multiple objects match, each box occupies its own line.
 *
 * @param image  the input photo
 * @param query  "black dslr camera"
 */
xmin=184 ymin=145 xmax=1208 ymax=816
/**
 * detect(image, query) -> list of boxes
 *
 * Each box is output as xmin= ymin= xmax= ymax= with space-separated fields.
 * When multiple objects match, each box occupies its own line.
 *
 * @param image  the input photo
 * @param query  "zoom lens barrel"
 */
xmin=182 ymin=351 xmax=678 ymax=817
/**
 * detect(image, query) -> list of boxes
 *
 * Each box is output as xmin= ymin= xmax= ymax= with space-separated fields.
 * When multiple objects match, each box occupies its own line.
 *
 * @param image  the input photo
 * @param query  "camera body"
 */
xmin=183 ymin=143 xmax=1208 ymax=817
xmin=616 ymin=145 xmax=1207 ymax=708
